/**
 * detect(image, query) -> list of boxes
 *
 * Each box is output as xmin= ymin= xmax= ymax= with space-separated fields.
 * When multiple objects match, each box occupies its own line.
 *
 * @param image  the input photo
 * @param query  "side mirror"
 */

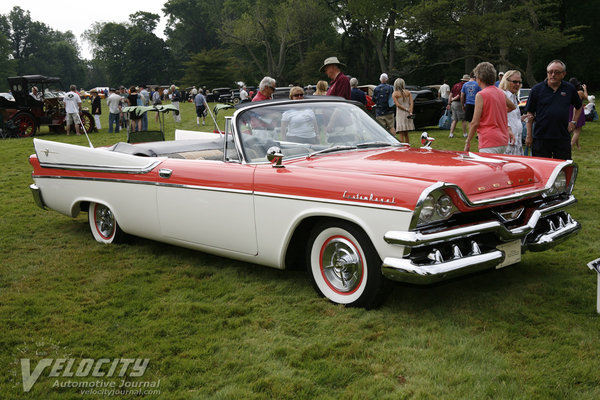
xmin=266 ymin=146 xmax=284 ymax=168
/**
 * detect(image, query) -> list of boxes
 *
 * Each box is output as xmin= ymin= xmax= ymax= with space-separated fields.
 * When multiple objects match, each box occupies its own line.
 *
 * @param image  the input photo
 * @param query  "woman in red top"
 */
xmin=464 ymin=62 xmax=516 ymax=153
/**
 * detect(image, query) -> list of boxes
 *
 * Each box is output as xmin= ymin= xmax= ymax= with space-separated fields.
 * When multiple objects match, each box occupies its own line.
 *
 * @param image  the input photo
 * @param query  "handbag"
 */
xmin=388 ymin=86 xmax=395 ymax=108
xmin=438 ymin=109 xmax=452 ymax=130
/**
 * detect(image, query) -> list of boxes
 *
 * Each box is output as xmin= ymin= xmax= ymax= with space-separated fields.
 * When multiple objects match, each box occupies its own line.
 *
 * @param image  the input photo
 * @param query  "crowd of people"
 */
xmin=64 ymin=56 xmax=592 ymax=160
xmin=444 ymin=58 xmax=589 ymax=160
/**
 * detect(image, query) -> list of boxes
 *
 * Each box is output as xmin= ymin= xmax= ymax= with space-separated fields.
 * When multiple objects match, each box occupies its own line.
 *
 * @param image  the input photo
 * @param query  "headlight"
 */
xmin=436 ymin=195 xmax=454 ymax=218
xmin=547 ymin=170 xmax=567 ymax=195
xmin=417 ymin=190 xmax=457 ymax=225
xmin=419 ymin=195 xmax=436 ymax=222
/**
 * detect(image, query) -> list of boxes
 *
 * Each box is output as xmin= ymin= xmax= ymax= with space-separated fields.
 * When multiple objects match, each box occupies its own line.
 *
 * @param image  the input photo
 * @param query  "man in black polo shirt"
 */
xmin=524 ymin=60 xmax=582 ymax=160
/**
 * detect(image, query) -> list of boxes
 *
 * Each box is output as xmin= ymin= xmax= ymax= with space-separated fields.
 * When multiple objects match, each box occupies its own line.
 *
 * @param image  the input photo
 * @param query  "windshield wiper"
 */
xmin=356 ymin=142 xmax=396 ymax=149
xmin=308 ymin=145 xmax=357 ymax=158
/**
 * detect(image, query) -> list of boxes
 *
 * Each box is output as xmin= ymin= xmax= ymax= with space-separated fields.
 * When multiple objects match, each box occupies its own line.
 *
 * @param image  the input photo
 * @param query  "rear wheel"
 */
xmin=88 ymin=202 xmax=125 ymax=244
xmin=79 ymin=111 xmax=95 ymax=133
xmin=307 ymin=220 xmax=386 ymax=308
xmin=12 ymin=112 xmax=37 ymax=137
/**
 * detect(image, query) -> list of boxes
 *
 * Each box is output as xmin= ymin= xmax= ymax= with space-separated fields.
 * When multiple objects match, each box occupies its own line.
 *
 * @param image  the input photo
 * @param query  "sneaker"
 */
xmin=202 ymin=121 xmax=205 ymax=125
xmin=449 ymin=133 xmax=454 ymax=138
xmin=463 ymin=133 xmax=468 ymax=137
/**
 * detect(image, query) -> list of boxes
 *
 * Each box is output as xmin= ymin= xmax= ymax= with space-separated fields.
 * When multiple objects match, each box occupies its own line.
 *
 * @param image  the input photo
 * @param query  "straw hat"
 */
xmin=461 ymin=74 xmax=470 ymax=81
xmin=320 ymin=56 xmax=346 ymax=72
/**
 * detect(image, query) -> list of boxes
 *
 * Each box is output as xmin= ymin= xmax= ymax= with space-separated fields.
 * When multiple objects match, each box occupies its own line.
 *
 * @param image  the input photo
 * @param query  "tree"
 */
xmin=0 ymin=6 xmax=86 ymax=85
xmin=85 ymin=14 xmax=174 ymax=87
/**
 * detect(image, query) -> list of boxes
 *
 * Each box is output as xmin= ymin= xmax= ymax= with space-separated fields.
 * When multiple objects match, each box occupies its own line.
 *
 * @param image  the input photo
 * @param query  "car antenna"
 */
xmin=76 ymin=113 xmax=94 ymax=148
xmin=204 ymin=99 xmax=223 ymax=133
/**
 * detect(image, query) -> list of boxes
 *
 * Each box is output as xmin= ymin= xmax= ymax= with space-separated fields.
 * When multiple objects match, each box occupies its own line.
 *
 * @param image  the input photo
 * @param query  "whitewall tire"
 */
xmin=88 ymin=202 xmax=125 ymax=244
xmin=307 ymin=221 xmax=385 ymax=308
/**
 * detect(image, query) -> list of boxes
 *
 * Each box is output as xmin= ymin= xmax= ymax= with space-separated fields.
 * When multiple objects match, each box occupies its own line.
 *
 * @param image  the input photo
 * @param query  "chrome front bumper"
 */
xmin=382 ymin=195 xmax=580 ymax=284
xmin=29 ymin=184 xmax=47 ymax=210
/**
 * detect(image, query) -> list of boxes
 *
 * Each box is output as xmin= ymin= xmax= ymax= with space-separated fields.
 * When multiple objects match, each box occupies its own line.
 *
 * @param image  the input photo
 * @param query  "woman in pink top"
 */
xmin=464 ymin=62 xmax=516 ymax=153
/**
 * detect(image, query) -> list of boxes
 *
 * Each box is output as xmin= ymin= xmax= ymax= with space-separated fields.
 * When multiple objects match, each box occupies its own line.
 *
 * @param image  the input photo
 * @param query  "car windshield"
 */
xmin=236 ymin=101 xmax=400 ymax=163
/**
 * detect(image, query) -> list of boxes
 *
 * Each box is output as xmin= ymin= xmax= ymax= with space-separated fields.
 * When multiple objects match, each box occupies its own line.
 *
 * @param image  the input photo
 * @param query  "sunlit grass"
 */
xmin=1 ymin=100 xmax=600 ymax=399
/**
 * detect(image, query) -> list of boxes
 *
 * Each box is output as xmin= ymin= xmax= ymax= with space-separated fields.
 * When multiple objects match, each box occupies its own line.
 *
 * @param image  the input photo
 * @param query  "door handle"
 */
xmin=159 ymin=168 xmax=172 ymax=178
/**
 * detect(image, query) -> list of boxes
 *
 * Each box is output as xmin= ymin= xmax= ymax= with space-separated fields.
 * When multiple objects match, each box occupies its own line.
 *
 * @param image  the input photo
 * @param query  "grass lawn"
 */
xmin=1 ymin=99 xmax=600 ymax=399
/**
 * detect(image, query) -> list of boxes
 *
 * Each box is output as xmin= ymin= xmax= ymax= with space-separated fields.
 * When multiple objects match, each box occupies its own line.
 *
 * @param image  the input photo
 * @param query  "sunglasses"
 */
xmin=547 ymin=70 xmax=564 ymax=75
xmin=508 ymin=79 xmax=522 ymax=84
xmin=292 ymin=93 xmax=304 ymax=98
xmin=268 ymin=86 xmax=276 ymax=91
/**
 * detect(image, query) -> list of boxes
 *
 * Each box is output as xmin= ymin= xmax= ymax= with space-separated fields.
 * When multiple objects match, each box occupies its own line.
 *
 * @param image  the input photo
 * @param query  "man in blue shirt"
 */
xmin=461 ymin=73 xmax=481 ymax=123
xmin=194 ymin=89 xmax=207 ymax=125
xmin=372 ymin=73 xmax=395 ymax=136
xmin=525 ymin=60 xmax=582 ymax=160
xmin=350 ymin=77 xmax=367 ymax=106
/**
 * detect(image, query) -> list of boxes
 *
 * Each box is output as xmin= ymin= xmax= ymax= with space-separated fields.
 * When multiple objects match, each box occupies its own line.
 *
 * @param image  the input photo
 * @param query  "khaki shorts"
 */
xmin=451 ymin=101 xmax=465 ymax=121
xmin=65 ymin=113 xmax=79 ymax=126
xmin=376 ymin=113 xmax=395 ymax=131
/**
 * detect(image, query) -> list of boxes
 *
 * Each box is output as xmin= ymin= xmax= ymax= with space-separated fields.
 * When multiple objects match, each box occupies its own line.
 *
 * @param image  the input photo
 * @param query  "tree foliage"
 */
xmin=0 ymin=1 xmax=599 ymax=90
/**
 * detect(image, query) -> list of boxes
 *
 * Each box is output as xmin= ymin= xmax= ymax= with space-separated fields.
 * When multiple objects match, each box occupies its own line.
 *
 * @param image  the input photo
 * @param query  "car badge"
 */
xmin=493 ymin=208 xmax=524 ymax=223
xmin=342 ymin=191 xmax=396 ymax=205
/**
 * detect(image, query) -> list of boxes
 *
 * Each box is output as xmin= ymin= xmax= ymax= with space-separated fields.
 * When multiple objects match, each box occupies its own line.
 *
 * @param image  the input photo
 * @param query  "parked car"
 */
xmin=206 ymin=87 xmax=231 ymax=103
xmin=29 ymin=97 xmax=580 ymax=308
xmin=518 ymin=88 xmax=531 ymax=114
xmin=1 ymin=75 xmax=94 ymax=137
xmin=410 ymin=89 xmax=446 ymax=128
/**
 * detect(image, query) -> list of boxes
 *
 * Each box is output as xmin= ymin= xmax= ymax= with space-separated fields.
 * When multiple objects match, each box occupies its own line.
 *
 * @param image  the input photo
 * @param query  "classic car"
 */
xmin=2 ymin=75 xmax=95 ymax=137
xmin=29 ymin=97 xmax=580 ymax=308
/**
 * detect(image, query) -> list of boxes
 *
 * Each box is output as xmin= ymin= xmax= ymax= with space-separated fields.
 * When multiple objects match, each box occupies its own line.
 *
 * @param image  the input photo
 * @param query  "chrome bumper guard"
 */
xmin=382 ymin=195 xmax=580 ymax=284
xmin=29 ymin=184 xmax=47 ymax=210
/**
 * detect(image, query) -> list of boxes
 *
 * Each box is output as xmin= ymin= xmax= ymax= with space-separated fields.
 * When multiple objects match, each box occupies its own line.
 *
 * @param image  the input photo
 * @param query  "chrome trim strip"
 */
xmin=382 ymin=250 xmax=505 ymax=284
xmin=253 ymin=191 xmax=411 ymax=211
xmin=29 ymin=184 xmax=47 ymax=210
xmin=31 ymin=175 xmax=412 ymax=211
xmin=37 ymin=160 xmax=161 ymax=174
xmin=31 ymin=175 xmax=253 ymax=195
xmin=386 ymin=195 xmax=577 ymax=246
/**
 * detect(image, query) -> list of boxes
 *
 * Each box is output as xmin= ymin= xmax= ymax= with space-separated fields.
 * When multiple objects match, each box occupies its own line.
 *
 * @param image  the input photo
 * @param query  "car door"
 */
xmin=155 ymin=158 xmax=257 ymax=255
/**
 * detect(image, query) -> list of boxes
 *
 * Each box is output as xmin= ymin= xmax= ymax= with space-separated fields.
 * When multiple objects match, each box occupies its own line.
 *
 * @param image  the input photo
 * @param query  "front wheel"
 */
xmin=88 ymin=202 xmax=125 ymax=244
xmin=307 ymin=221 xmax=386 ymax=308
xmin=12 ymin=112 xmax=37 ymax=137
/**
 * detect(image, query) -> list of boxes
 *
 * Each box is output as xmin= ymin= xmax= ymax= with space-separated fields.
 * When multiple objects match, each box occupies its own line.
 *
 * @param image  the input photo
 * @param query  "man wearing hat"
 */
xmin=372 ymin=73 xmax=396 ymax=136
xmin=447 ymin=74 xmax=469 ymax=138
xmin=320 ymin=57 xmax=351 ymax=100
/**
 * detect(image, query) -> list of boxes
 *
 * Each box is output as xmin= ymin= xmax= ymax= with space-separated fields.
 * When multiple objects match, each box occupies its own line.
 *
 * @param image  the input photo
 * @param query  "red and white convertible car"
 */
xmin=29 ymin=97 xmax=580 ymax=308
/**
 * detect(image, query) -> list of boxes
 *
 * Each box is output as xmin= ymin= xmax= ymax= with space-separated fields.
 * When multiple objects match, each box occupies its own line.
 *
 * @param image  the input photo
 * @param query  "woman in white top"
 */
xmin=281 ymin=87 xmax=319 ymax=144
xmin=498 ymin=70 xmax=523 ymax=155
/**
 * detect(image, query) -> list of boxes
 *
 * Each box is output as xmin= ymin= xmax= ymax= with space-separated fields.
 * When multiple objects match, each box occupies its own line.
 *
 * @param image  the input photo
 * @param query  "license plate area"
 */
xmin=496 ymin=240 xmax=522 ymax=269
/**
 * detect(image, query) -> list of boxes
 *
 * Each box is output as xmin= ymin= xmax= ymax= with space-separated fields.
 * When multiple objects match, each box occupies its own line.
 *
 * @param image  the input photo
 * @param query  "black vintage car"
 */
xmin=410 ymin=89 xmax=446 ymax=129
xmin=206 ymin=87 xmax=231 ymax=103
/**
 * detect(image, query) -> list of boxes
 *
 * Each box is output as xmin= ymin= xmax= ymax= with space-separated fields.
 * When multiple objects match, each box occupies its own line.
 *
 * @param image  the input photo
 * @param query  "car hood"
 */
xmin=296 ymin=147 xmax=539 ymax=197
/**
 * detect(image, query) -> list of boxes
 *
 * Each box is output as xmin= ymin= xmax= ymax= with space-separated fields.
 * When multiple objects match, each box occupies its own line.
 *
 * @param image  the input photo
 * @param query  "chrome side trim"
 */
xmin=389 ymin=195 xmax=577 ymax=246
xmin=29 ymin=184 xmax=47 ymax=210
xmin=31 ymin=175 xmax=253 ymax=195
xmin=382 ymin=250 xmax=505 ymax=284
xmin=37 ymin=160 xmax=161 ymax=174
xmin=253 ymin=191 xmax=411 ymax=211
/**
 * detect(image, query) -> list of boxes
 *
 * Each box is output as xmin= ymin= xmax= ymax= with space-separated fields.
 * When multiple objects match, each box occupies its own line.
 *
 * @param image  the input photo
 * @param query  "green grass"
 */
xmin=1 ymin=100 xmax=600 ymax=399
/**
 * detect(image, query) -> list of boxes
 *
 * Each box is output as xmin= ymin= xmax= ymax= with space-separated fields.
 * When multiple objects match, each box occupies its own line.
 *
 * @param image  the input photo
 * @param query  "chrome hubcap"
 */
xmin=321 ymin=237 xmax=362 ymax=293
xmin=95 ymin=205 xmax=115 ymax=238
